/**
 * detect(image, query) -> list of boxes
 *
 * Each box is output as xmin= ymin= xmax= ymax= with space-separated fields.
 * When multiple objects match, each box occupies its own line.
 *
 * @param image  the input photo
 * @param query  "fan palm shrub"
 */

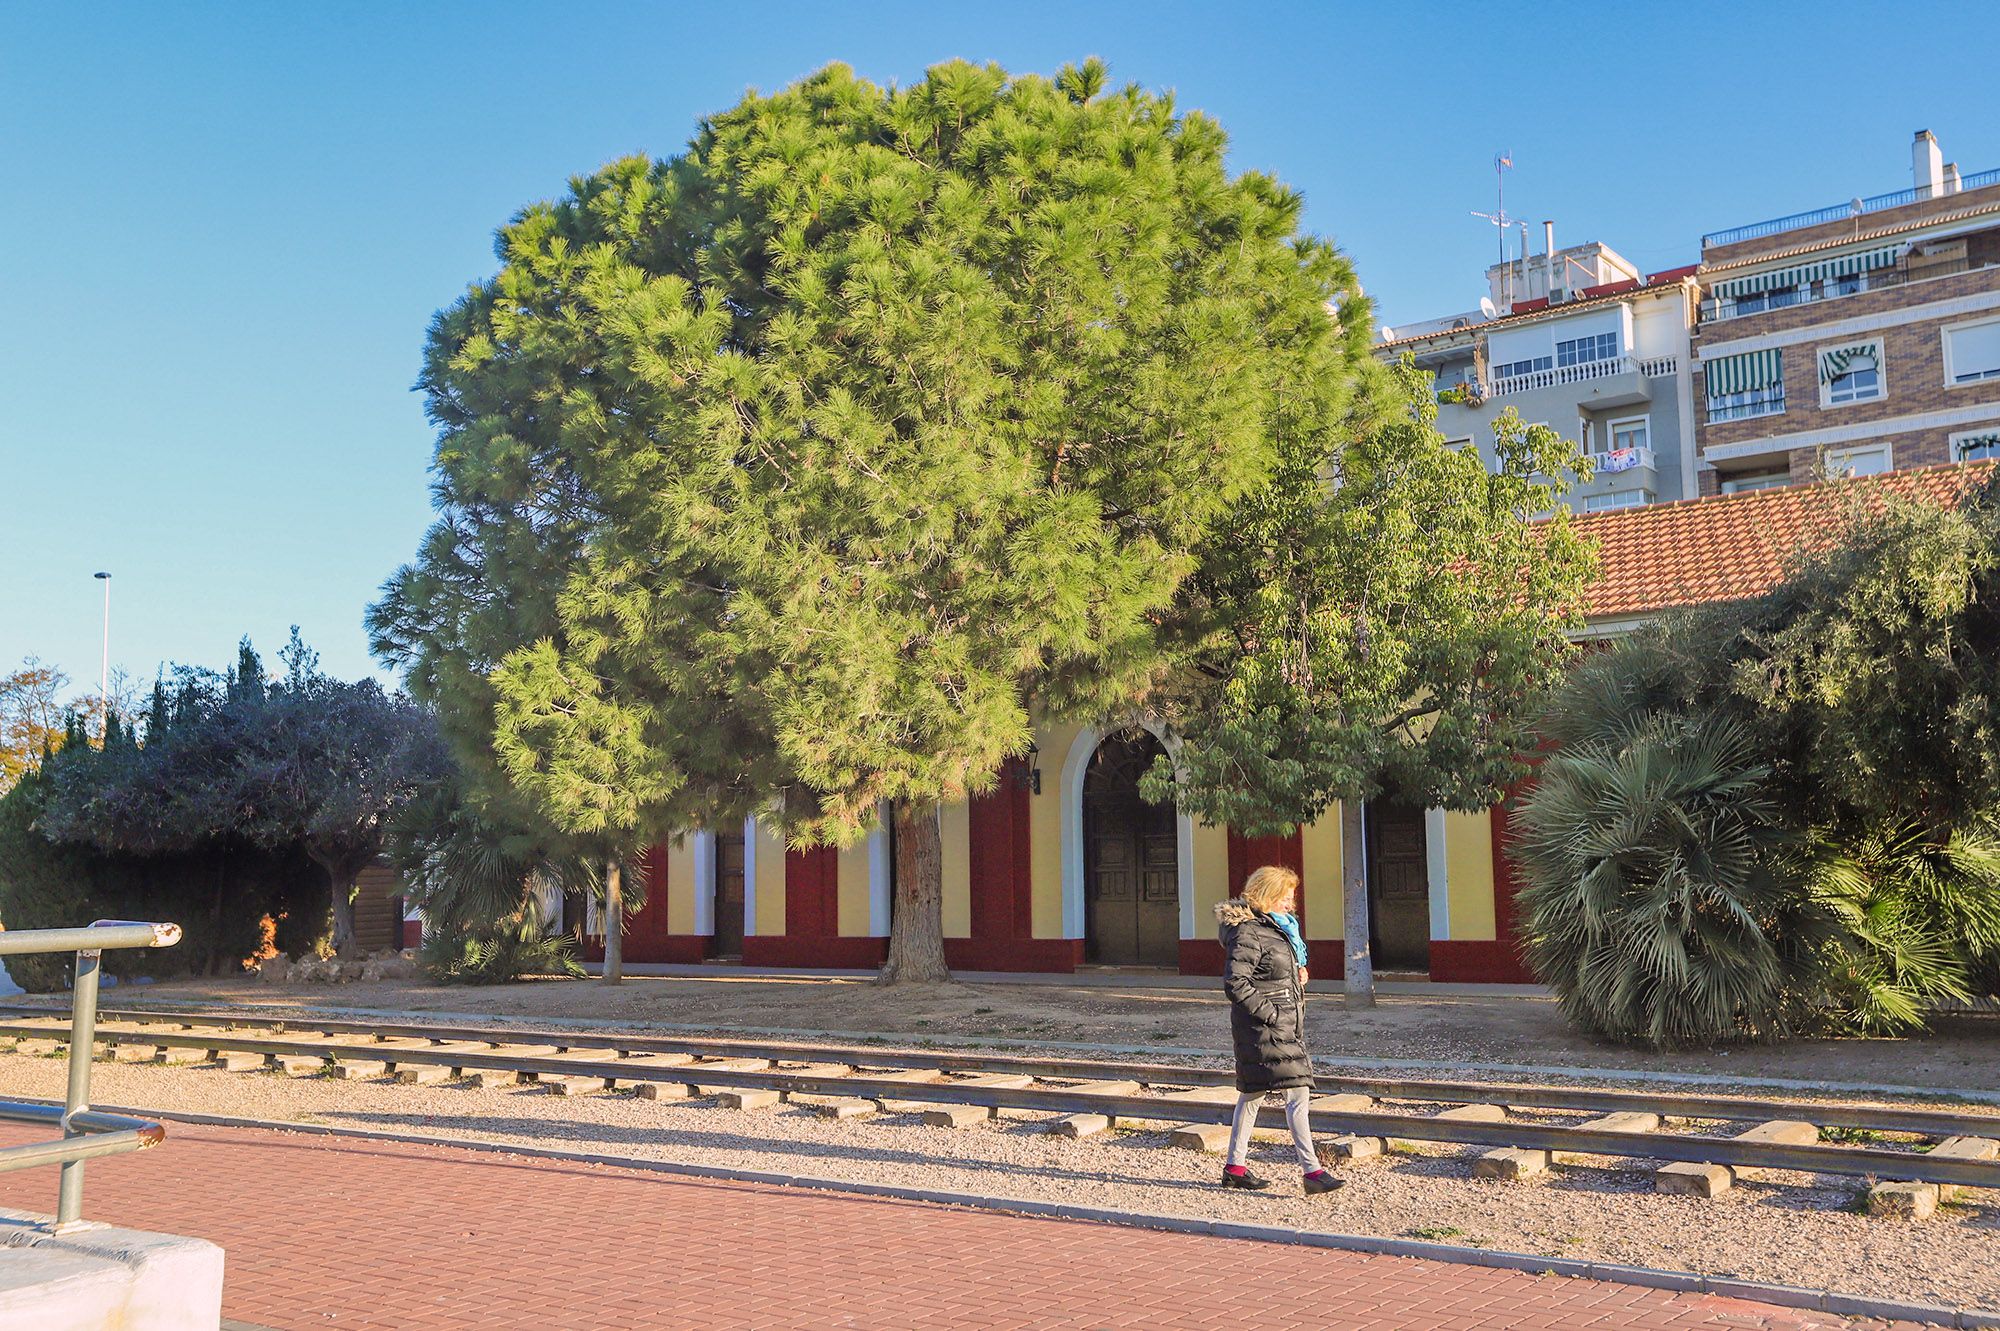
xmin=1513 ymin=699 xmax=1828 ymax=1047
xmin=1788 ymin=818 xmax=2000 ymax=1033
xmin=388 ymin=781 xmax=603 ymax=984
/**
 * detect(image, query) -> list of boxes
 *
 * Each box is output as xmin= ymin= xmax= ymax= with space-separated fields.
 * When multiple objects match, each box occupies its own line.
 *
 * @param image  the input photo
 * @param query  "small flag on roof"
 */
xmin=1497 ymin=152 xmax=1513 ymax=170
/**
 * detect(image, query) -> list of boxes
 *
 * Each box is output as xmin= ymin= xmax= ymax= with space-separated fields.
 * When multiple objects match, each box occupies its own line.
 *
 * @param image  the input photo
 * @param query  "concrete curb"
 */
xmin=54 ymin=1098 xmax=1994 ymax=1329
xmin=31 ymin=994 xmax=2000 ymax=1106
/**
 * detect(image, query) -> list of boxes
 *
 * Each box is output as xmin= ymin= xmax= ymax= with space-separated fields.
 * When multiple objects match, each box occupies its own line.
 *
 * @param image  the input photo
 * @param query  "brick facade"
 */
xmin=1695 ymin=266 xmax=2000 ymax=473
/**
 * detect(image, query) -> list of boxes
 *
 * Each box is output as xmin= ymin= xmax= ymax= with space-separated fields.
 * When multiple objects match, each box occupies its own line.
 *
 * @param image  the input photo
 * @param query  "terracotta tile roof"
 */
xmin=1568 ymin=461 xmax=1993 ymax=621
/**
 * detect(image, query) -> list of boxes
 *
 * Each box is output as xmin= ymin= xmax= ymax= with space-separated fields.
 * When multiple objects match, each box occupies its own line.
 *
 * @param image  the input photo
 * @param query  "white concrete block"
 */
xmin=0 ymin=1206 xmax=223 ymax=1331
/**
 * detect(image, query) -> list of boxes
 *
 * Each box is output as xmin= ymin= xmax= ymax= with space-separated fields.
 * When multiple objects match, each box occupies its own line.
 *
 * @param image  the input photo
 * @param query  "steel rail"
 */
xmin=16 ymin=1020 xmax=2000 ymax=1190
xmin=17 ymin=1006 xmax=2000 ymax=1140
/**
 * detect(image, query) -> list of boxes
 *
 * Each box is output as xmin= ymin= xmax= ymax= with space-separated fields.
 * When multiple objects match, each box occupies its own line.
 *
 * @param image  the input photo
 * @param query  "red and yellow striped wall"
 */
xmin=590 ymin=721 xmax=1532 ymax=983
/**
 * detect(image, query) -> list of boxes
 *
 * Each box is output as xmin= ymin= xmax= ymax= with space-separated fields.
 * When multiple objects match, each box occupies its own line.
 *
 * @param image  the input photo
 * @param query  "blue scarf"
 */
xmin=1268 ymin=912 xmax=1308 ymax=969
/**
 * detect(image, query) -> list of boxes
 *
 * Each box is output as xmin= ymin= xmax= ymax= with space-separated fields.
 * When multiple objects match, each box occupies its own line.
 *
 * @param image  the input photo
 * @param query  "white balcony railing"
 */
xmin=1488 ymin=354 xmax=1679 ymax=398
xmin=1587 ymin=444 xmax=1657 ymax=475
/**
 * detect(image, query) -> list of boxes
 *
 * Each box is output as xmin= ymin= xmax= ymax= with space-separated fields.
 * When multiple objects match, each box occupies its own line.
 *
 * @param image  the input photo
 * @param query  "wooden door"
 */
xmin=1083 ymin=731 xmax=1179 ymax=967
xmin=713 ymin=829 xmax=746 ymax=958
xmin=1365 ymin=801 xmax=1430 ymax=970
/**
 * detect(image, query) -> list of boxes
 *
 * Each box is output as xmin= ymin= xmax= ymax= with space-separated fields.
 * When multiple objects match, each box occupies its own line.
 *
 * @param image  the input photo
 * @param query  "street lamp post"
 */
xmin=93 ymin=572 xmax=111 ymax=738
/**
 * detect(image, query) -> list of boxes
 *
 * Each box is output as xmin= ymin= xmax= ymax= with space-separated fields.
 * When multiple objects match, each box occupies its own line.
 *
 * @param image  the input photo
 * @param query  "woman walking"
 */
xmin=1213 ymin=865 xmax=1342 ymax=1194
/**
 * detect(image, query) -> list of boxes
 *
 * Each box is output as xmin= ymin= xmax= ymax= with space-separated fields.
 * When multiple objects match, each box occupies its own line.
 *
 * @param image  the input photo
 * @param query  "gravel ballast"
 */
xmin=2 ymin=1051 xmax=1993 ymax=1311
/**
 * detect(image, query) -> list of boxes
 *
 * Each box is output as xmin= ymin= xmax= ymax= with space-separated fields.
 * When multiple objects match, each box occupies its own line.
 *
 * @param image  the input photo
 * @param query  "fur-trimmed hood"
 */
xmin=1214 ymin=900 xmax=1257 ymax=927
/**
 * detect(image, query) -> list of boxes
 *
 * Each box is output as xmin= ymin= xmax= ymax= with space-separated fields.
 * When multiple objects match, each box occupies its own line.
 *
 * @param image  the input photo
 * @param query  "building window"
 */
xmin=1825 ymin=443 xmax=1893 ymax=478
xmin=1609 ymin=417 xmax=1649 ymax=452
xmin=1721 ymin=470 xmax=1789 ymax=494
xmin=1728 ymin=285 xmax=1802 ymax=316
xmin=1556 ymin=331 xmax=1619 ymax=368
xmin=1583 ymin=489 xmax=1651 ymax=513
xmin=1704 ymin=348 xmax=1785 ymax=422
xmin=1951 ymin=429 xmax=2000 ymax=462
xmin=1818 ymin=340 xmax=1884 ymax=407
xmin=1492 ymin=354 xmax=1552 ymax=381
xmin=1943 ymin=318 xmax=2000 ymax=386
xmin=1707 ymin=386 xmax=1786 ymax=421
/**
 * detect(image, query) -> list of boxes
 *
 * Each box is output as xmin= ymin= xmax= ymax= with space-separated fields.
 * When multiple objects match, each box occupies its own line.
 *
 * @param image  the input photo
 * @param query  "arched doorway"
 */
xmin=1082 ymin=729 xmax=1180 ymax=966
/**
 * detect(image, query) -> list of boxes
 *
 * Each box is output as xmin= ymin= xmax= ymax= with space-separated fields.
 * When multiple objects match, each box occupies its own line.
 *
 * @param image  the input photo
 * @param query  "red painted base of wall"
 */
xmin=944 ymin=938 xmax=1085 ymax=973
xmin=1180 ymin=938 xmax=1348 ymax=978
xmin=1429 ymin=939 xmax=1533 ymax=984
xmin=581 ymin=933 xmax=716 ymax=965
xmin=400 ymin=920 xmax=422 ymax=950
xmin=741 ymin=935 xmax=889 ymax=970
xmin=1178 ymin=939 xmax=1226 ymax=976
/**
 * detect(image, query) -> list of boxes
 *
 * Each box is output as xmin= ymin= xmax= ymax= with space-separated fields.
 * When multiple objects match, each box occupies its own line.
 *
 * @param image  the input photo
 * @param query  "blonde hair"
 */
xmin=1240 ymin=865 xmax=1299 ymax=915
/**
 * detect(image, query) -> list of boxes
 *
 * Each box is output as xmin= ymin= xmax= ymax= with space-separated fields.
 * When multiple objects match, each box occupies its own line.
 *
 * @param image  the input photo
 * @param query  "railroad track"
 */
xmin=2 ymin=1004 xmax=1996 ymax=1210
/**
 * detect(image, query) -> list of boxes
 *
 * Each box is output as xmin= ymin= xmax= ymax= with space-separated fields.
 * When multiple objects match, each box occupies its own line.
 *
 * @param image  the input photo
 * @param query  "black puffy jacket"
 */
xmin=1215 ymin=900 xmax=1312 ymax=1094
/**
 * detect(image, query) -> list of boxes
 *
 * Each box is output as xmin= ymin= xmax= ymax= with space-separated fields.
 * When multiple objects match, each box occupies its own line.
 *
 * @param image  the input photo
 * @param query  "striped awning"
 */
xmin=1704 ymin=348 xmax=1784 ymax=397
xmin=1819 ymin=342 xmax=1880 ymax=383
xmin=1711 ymin=245 xmax=1902 ymax=299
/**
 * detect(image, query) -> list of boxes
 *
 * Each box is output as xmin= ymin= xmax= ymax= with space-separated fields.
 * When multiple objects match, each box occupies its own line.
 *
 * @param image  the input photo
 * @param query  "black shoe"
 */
xmin=1302 ymin=1170 xmax=1345 ymax=1195
xmin=1220 ymin=1168 xmax=1271 ymax=1190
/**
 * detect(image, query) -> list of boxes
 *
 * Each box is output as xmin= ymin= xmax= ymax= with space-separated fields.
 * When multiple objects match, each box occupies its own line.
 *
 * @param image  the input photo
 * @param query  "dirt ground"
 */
xmin=64 ymin=968 xmax=2000 ymax=1096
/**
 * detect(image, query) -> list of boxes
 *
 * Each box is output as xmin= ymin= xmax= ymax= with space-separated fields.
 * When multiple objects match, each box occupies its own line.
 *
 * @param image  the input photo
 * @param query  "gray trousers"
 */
xmin=1225 ymin=1086 xmax=1319 ymax=1171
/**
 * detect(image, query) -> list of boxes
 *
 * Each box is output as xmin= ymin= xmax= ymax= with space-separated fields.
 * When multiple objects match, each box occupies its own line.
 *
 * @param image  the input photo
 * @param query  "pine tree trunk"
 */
xmin=602 ymin=857 xmax=624 ymax=985
xmin=1342 ymin=797 xmax=1375 ymax=1008
xmin=329 ymin=867 xmax=360 ymax=959
xmin=878 ymin=799 xmax=950 ymax=985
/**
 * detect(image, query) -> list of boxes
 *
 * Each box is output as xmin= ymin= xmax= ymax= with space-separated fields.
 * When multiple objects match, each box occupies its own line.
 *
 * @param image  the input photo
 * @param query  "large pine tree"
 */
xmin=370 ymin=59 xmax=1387 ymax=982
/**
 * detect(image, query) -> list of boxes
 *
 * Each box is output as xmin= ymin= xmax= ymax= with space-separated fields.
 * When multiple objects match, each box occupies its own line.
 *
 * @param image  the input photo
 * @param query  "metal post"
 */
xmin=57 ymin=946 xmax=102 ymax=1227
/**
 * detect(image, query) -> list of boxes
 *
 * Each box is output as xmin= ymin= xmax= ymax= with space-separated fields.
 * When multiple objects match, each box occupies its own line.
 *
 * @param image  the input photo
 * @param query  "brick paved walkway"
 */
xmin=0 ymin=1121 xmax=1892 ymax=1329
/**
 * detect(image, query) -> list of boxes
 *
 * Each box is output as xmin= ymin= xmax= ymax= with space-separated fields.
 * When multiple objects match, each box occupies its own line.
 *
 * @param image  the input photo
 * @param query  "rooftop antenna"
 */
xmin=1470 ymin=152 xmax=1516 ymax=305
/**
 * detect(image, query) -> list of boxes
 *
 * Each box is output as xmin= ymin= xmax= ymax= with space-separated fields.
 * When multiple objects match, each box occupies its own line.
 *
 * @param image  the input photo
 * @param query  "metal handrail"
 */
xmin=0 ymin=920 xmax=179 ymax=1230
xmin=1703 ymin=167 xmax=2000 ymax=248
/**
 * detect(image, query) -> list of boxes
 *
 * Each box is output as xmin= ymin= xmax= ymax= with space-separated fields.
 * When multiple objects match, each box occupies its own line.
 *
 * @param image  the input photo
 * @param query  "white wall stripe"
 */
xmin=740 ymin=815 xmax=760 ymax=937
xmin=1423 ymin=808 xmax=1451 ymax=942
xmin=691 ymin=830 xmax=716 ymax=936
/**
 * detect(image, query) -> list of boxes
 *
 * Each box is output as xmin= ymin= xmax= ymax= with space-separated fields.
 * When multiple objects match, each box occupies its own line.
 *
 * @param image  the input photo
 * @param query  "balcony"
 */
xmin=1487 ymin=353 xmax=1678 ymax=408
xmin=1701 ymin=257 xmax=1993 ymax=324
xmin=1706 ymin=387 xmax=1786 ymax=423
xmin=1586 ymin=444 xmax=1657 ymax=477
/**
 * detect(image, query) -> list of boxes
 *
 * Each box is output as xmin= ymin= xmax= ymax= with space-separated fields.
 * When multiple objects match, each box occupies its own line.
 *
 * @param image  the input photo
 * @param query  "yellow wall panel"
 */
xmin=941 ymin=800 xmax=972 ymax=939
xmin=1190 ymin=822 xmax=1230 ymax=935
xmin=836 ymin=838 xmax=872 ymax=937
xmin=1299 ymin=808 xmax=1344 ymax=939
xmin=1445 ymin=809 xmax=1497 ymax=941
xmin=752 ymin=818 xmax=787 ymax=937
xmin=664 ymin=834 xmax=698 ymax=936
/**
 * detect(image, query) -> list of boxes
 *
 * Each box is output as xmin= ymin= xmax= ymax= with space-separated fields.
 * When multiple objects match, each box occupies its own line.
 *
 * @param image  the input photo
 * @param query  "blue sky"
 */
xmin=4 ymin=1 xmax=1994 ymax=695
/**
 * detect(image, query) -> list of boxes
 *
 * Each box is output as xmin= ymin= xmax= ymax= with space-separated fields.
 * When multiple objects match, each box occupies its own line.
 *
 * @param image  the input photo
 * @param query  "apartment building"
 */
xmin=1693 ymin=131 xmax=2000 ymax=494
xmin=1378 ymin=236 xmax=1700 ymax=511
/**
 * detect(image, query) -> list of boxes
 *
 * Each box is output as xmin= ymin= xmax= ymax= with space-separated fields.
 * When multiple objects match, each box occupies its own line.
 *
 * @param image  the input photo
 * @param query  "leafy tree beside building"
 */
xmin=1152 ymin=373 xmax=1596 ymax=1004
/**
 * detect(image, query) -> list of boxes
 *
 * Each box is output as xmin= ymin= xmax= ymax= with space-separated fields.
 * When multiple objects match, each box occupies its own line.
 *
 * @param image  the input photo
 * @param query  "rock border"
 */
xmin=66 ymin=1098 xmax=1997 ymax=1329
